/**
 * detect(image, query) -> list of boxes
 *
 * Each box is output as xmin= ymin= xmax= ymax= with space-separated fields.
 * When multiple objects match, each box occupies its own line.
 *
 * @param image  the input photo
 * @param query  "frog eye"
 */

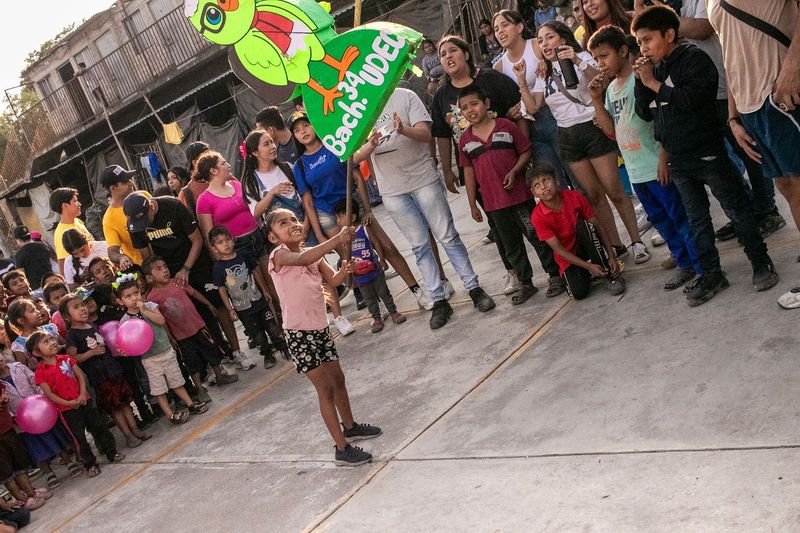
xmin=218 ymin=0 xmax=239 ymax=11
xmin=200 ymin=5 xmax=226 ymax=33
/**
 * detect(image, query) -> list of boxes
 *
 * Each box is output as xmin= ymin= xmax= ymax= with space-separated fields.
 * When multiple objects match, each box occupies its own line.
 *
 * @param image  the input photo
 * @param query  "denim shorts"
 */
xmin=557 ymin=121 xmax=618 ymax=163
xmin=234 ymin=228 xmax=268 ymax=263
xmin=316 ymin=209 xmax=339 ymax=236
xmin=740 ymin=94 xmax=800 ymax=180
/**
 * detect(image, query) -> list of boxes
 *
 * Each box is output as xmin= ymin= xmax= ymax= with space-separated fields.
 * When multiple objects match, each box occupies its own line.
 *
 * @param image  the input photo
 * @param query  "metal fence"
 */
xmin=0 ymin=6 xmax=214 ymax=195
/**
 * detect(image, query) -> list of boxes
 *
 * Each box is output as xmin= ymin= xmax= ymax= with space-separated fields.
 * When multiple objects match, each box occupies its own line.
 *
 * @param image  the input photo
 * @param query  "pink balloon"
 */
xmin=99 ymin=321 xmax=120 ymax=356
xmin=116 ymin=318 xmax=154 ymax=357
xmin=16 ymin=395 xmax=58 ymax=434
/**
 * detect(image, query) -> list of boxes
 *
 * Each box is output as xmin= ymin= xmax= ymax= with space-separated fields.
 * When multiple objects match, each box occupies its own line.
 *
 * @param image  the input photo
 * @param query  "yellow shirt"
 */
xmin=102 ymin=191 xmax=151 ymax=265
xmin=54 ymin=218 xmax=92 ymax=260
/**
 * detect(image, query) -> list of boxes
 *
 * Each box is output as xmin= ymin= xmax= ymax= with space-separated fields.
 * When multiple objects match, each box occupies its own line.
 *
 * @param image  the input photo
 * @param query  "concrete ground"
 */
xmin=32 ymin=186 xmax=800 ymax=532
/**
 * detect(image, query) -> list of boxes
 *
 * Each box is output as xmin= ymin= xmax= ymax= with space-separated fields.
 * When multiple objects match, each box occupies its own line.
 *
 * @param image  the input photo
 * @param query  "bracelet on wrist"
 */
xmin=182 ymin=264 xmax=192 ymax=272
xmin=727 ymin=116 xmax=742 ymax=127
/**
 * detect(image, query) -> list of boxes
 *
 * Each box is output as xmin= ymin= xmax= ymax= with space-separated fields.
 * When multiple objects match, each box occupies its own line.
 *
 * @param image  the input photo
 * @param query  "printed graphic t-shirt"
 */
xmin=605 ymin=75 xmax=659 ymax=184
xmin=212 ymin=252 xmax=265 ymax=313
xmin=458 ymin=118 xmax=532 ymax=212
xmin=34 ymin=355 xmax=80 ymax=411
xmin=293 ymin=146 xmax=348 ymax=215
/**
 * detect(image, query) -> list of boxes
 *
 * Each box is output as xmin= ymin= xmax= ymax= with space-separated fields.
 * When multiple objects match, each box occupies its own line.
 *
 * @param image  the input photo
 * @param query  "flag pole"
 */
xmin=343 ymin=0 xmax=362 ymax=269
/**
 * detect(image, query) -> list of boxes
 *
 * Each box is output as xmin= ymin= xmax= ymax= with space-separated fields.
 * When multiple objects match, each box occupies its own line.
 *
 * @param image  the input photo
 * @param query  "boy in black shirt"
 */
xmin=632 ymin=6 xmax=779 ymax=307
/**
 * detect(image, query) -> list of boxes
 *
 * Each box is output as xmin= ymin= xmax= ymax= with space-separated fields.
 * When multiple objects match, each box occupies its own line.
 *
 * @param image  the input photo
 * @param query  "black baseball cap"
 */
xmin=100 ymin=165 xmax=137 ymax=188
xmin=185 ymin=141 xmax=210 ymax=165
xmin=123 ymin=192 xmax=151 ymax=233
xmin=286 ymin=111 xmax=310 ymax=132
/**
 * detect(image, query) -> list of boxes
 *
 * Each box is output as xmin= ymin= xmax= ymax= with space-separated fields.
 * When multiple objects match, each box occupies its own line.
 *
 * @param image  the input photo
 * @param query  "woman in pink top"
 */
xmin=195 ymin=151 xmax=268 ymax=271
xmin=266 ymin=208 xmax=382 ymax=467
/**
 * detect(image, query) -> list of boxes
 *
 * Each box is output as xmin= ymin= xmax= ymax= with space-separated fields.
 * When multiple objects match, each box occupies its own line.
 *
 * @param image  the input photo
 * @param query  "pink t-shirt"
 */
xmin=147 ymin=283 xmax=206 ymax=341
xmin=268 ymin=244 xmax=328 ymax=331
xmin=195 ymin=179 xmax=258 ymax=238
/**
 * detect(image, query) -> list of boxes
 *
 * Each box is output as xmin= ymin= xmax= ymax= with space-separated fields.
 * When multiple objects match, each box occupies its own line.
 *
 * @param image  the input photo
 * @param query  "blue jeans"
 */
xmin=633 ymin=180 xmax=700 ymax=274
xmin=382 ymin=178 xmax=479 ymax=301
xmin=716 ymin=99 xmax=777 ymax=219
xmin=669 ymin=154 xmax=770 ymax=274
xmin=740 ymin=94 xmax=800 ymax=180
xmin=530 ymin=108 xmax=571 ymax=190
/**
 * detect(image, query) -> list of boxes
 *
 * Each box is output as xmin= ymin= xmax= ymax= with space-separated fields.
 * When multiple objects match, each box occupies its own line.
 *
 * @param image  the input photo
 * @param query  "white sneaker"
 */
xmin=651 ymin=229 xmax=666 ymax=246
xmin=232 ymin=350 xmax=257 ymax=371
xmin=635 ymin=203 xmax=652 ymax=233
xmin=443 ymin=279 xmax=455 ymax=300
xmin=384 ymin=268 xmax=398 ymax=280
xmin=332 ymin=315 xmax=355 ymax=336
xmin=777 ymin=286 xmax=800 ymax=309
xmin=411 ymin=286 xmax=434 ymax=310
xmin=503 ymin=272 xmax=521 ymax=295
xmin=632 ymin=242 xmax=651 ymax=264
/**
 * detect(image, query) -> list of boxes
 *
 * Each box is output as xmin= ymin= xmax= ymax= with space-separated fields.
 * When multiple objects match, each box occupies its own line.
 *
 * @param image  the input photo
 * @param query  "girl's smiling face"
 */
xmin=582 ymin=0 xmax=609 ymax=22
xmin=268 ymin=210 xmax=305 ymax=246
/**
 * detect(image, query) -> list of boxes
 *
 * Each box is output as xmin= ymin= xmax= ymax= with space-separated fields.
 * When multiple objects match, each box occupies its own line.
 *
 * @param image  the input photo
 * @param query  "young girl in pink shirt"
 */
xmin=266 ymin=208 xmax=381 ymax=467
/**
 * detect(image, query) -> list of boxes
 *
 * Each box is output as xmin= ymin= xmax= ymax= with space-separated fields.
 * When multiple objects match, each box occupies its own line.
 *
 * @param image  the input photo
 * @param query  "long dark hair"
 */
xmin=58 ymin=293 xmax=84 ymax=329
xmin=539 ymin=21 xmax=585 ymax=78
xmin=437 ymin=35 xmax=477 ymax=79
xmin=491 ymin=9 xmax=533 ymax=40
xmin=61 ymin=229 xmax=90 ymax=286
xmin=240 ymin=130 xmax=298 ymax=206
xmin=581 ymin=0 xmax=632 ymax=48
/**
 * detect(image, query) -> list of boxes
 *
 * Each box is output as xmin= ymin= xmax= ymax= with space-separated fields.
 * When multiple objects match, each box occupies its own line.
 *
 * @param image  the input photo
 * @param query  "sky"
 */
xmin=1 ymin=0 xmax=115 ymax=105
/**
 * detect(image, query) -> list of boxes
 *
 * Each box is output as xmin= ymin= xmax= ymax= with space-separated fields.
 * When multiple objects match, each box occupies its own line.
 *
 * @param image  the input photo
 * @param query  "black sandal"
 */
xmin=511 ymin=284 xmax=538 ymax=305
xmin=546 ymin=277 xmax=566 ymax=298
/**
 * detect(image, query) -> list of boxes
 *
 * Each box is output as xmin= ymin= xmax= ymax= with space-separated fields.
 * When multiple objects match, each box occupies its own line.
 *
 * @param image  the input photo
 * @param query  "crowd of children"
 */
xmin=0 ymin=2 xmax=798 ymax=527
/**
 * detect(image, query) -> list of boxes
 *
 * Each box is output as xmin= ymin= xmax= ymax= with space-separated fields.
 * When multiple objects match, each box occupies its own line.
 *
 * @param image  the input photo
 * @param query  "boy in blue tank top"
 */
xmin=333 ymin=200 xmax=406 ymax=334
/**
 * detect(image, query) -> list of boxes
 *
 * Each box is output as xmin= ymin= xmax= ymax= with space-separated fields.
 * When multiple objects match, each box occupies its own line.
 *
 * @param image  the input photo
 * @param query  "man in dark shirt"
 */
xmin=124 ymin=193 xmax=237 ymax=359
xmin=12 ymin=226 xmax=53 ymax=289
xmin=255 ymin=106 xmax=300 ymax=164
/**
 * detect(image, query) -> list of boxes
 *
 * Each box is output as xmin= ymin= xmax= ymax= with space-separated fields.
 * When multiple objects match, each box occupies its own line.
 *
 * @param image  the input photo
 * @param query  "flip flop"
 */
xmin=45 ymin=472 xmax=62 ymax=489
xmin=511 ymin=284 xmax=538 ymax=305
xmin=67 ymin=462 xmax=83 ymax=478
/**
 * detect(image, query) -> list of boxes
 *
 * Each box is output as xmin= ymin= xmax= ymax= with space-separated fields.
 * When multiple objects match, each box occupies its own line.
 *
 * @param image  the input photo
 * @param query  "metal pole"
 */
xmin=4 ymin=87 xmax=33 ymax=149
xmin=343 ymin=0 xmax=362 ymax=270
xmin=103 ymin=106 xmax=132 ymax=168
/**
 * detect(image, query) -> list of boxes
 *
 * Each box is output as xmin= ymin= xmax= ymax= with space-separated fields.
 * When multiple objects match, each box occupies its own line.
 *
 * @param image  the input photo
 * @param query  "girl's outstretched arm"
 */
xmin=273 ymin=226 xmax=354 ymax=269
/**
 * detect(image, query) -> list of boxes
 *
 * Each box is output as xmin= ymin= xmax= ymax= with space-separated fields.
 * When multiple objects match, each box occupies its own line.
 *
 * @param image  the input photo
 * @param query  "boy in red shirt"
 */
xmin=143 ymin=255 xmax=238 ymax=404
xmin=30 ymin=331 xmax=124 ymax=477
xmin=529 ymin=162 xmax=626 ymax=299
xmin=458 ymin=84 xmax=564 ymax=305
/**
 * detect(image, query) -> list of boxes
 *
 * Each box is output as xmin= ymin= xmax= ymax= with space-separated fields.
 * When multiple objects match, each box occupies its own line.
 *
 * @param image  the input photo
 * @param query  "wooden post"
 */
xmin=353 ymin=0 xmax=362 ymax=27
xmin=344 ymin=156 xmax=354 ymax=265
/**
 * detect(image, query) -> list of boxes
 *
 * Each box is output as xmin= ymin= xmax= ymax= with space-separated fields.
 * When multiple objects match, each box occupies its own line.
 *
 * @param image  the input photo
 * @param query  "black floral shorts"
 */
xmin=285 ymin=328 xmax=339 ymax=373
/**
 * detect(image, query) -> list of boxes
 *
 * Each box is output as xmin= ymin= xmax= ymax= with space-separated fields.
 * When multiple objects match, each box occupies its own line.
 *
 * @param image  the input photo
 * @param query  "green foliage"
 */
xmin=0 ymin=87 xmax=42 ymax=147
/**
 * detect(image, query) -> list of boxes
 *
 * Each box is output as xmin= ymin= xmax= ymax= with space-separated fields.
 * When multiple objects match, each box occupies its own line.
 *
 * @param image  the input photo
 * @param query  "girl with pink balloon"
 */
xmin=114 ymin=274 xmax=209 ymax=424
xmin=0 ymin=381 xmax=51 ymax=511
xmin=0 ymin=356 xmax=77 ymax=489
xmin=59 ymin=294 xmax=151 ymax=449
xmin=28 ymin=331 xmax=125 ymax=478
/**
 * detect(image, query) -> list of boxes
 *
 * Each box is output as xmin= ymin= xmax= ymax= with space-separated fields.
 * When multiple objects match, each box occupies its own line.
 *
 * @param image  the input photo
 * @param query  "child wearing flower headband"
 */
xmin=114 ymin=273 xmax=208 ymax=424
